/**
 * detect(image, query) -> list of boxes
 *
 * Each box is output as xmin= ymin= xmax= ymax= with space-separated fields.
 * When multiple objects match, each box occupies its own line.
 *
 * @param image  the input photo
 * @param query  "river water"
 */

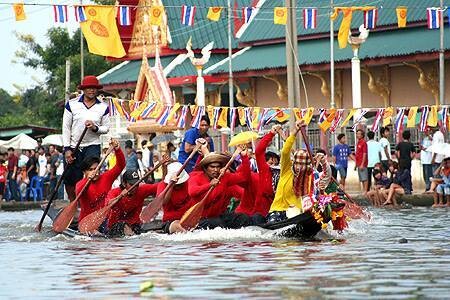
xmin=0 ymin=208 xmax=449 ymax=299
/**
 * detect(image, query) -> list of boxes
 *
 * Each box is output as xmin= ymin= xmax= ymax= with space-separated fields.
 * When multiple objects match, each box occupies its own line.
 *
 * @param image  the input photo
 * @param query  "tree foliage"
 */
xmin=5 ymin=0 xmax=119 ymax=130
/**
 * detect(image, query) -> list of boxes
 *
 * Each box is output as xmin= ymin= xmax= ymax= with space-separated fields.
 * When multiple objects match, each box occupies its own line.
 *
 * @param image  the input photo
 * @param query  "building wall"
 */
xmin=255 ymin=61 xmax=449 ymax=109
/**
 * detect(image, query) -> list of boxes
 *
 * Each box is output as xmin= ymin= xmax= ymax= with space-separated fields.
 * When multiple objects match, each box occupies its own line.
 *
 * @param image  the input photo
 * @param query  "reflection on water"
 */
xmin=1 ymin=208 xmax=450 ymax=299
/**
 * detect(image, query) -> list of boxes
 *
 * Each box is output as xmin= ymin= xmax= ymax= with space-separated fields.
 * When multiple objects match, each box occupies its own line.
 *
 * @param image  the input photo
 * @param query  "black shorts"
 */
xmin=0 ymin=182 xmax=5 ymax=195
xmin=64 ymin=145 xmax=101 ymax=186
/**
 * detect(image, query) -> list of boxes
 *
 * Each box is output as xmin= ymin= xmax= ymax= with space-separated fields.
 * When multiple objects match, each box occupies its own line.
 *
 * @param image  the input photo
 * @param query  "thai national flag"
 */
xmin=303 ymin=8 xmax=317 ymax=29
xmin=244 ymin=107 xmax=253 ymax=129
xmin=440 ymin=106 xmax=448 ymax=131
xmin=371 ymin=108 xmax=385 ymax=132
xmin=181 ymin=5 xmax=196 ymax=26
xmin=242 ymin=7 xmax=254 ymax=24
xmin=394 ymin=108 xmax=406 ymax=133
xmin=212 ymin=107 xmax=221 ymax=130
xmin=74 ymin=6 xmax=86 ymax=22
xmin=157 ymin=106 xmax=172 ymax=126
xmin=176 ymin=106 xmax=188 ymax=128
xmin=427 ymin=7 xmax=442 ymax=29
xmin=117 ymin=6 xmax=131 ymax=26
xmin=191 ymin=106 xmax=205 ymax=129
xmin=351 ymin=109 xmax=369 ymax=130
xmin=420 ymin=106 xmax=430 ymax=131
xmin=140 ymin=102 xmax=157 ymax=119
xmin=363 ymin=8 xmax=378 ymax=29
xmin=53 ymin=5 xmax=68 ymax=23
xmin=230 ymin=108 xmax=237 ymax=131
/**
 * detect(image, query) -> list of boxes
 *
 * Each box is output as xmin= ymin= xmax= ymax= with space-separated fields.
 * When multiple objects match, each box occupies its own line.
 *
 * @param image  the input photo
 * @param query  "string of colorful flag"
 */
xmin=105 ymin=98 xmax=450 ymax=134
xmin=8 ymin=3 xmax=450 ymax=30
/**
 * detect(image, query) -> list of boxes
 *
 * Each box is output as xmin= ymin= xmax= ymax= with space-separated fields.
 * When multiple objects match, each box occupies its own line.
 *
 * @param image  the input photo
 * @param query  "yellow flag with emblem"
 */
xmin=251 ymin=107 xmax=261 ymax=130
xmin=207 ymin=106 xmax=214 ymax=123
xmin=218 ymin=107 xmax=229 ymax=128
xmin=274 ymin=7 xmax=287 ymax=25
xmin=150 ymin=6 xmax=164 ymax=26
xmin=167 ymin=103 xmax=181 ymax=122
xmin=130 ymin=101 xmax=148 ymax=120
xmin=303 ymin=107 xmax=315 ymax=125
xmin=396 ymin=6 xmax=407 ymax=28
xmin=13 ymin=3 xmax=26 ymax=21
xmin=319 ymin=109 xmax=336 ymax=132
xmin=207 ymin=7 xmax=223 ymax=22
xmin=406 ymin=106 xmax=418 ymax=128
xmin=383 ymin=107 xmax=394 ymax=127
xmin=427 ymin=105 xmax=438 ymax=127
xmin=275 ymin=108 xmax=290 ymax=123
xmin=238 ymin=108 xmax=246 ymax=126
xmin=341 ymin=108 xmax=356 ymax=127
xmin=80 ymin=6 xmax=125 ymax=58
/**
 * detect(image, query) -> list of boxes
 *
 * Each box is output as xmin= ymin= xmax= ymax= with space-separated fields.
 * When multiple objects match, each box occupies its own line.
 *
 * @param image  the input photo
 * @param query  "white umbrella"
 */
xmin=426 ymin=143 xmax=450 ymax=157
xmin=42 ymin=134 xmax=63 ymax=146
xmin=0 ymin=133 xmax=38 ymax=150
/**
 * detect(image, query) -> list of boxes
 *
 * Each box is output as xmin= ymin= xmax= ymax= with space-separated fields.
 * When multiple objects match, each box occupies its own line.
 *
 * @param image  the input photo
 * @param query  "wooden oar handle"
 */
xmin=36 ymin=126 xmax=89 ymax=232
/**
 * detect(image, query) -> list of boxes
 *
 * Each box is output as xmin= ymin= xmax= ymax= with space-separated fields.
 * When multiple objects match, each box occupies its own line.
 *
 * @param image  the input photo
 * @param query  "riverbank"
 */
xmin=0 ymin=193 xmax=435 ymax=212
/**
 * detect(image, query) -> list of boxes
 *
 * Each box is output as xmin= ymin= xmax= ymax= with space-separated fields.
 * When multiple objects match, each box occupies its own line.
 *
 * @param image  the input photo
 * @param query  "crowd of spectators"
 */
xmin=0 ymin=144 xmax=64 ymax=202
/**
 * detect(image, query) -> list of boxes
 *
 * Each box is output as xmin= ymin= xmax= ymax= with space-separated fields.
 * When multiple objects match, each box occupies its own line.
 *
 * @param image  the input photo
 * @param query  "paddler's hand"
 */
xmin=110 ymin=138 xmax=120 ymax=150
xmin=65 ymin=149 xmax=75 ymax=164
xmin=169 ymin=220 xmax=187 ymax=234
xmin=170 ymin=174 xmax=179 ymax=183
xmin=271 ymin=124 xmax=282 ymax=134
xmin=161 ymin=154 xmax=170 ymax=166
xmin=196 ymin=138 xmax=207 ymax=146
xmin=295 ymin=120 xmax=306 ymax=133
xmin=210 ymin=178 xmax=220 ymax=187
xmin=85 ymin=120 xmax=98 ymax=132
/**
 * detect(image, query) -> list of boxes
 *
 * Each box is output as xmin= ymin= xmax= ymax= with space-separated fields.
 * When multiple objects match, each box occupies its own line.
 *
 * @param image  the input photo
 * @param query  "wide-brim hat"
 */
xmin=78 ymin=75 xmax=103 ymax=90
xmin=199 ymin=152 xmax=229 ymax=168
xmin=164 ymin=162 xmax=189 ymax=184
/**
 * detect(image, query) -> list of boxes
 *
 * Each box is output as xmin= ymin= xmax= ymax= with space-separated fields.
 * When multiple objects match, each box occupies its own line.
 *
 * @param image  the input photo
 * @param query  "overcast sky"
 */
xmin=0 ymin=1 xmax=82 ymax=95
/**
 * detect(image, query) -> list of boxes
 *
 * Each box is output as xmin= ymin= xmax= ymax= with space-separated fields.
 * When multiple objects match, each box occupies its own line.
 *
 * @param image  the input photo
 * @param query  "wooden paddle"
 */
xmin=52 ymin=145 xmax=115 ymax=233
xmin=78 ymin=159 xmax=167 ymax=234
xmin=179 ymin=152 xmax=239 ymax=230
xmin=35 ymin=126 xmax=89 ymax=232
xmin=140 ymin=143 xmax=203 ymax=223
xmin=298 ymin=126 xmax=371 ymax=221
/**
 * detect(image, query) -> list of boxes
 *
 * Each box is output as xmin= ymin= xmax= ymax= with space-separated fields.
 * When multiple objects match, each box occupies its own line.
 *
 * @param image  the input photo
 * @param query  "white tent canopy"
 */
xmin=42 ymin=134 xmax=63 ymax=146
xmin=0 ymin=133 xmax=38 ymax=150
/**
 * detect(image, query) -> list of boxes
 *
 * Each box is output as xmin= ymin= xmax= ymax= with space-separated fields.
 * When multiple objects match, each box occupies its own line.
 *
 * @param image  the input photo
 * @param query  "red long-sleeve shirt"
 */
xmin=76 ymin=147 xmax=125 ymax=222
xmin=188 ymin=155 xmax=250 ymax=218
xmin=252 ymin=131 xmax=276 ymax=216
xmin=106 ymin=183 xmax=158 ymax=228
xmin=158 ymin=181 xmax=195 ymax=222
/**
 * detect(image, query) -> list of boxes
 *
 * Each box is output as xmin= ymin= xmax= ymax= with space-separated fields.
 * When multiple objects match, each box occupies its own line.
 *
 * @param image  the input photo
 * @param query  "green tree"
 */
xmin=14 ymin=27 xmax=117 ymax=128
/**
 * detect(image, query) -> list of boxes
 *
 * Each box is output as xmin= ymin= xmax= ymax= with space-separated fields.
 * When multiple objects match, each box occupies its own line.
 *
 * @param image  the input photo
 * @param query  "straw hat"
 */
xmin=199 ymin=152 xmax=229 ymax=168
xmin=164 ymin=162 xmax=189 ymax=184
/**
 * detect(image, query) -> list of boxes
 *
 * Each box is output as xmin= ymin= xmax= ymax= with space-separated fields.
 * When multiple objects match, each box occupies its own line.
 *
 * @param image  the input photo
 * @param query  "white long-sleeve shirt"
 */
xmin=62 ymin=95 xmax=110 ymax=149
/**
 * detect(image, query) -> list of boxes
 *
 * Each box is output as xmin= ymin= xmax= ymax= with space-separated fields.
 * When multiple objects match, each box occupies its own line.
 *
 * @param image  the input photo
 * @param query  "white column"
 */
xmin=196 ymin=66 xmax=205 ymax=107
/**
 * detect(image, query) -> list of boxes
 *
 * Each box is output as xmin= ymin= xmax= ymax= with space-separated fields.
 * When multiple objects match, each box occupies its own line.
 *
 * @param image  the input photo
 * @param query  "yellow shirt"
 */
xmin=269 ymin=134 xmax=304 ymax=212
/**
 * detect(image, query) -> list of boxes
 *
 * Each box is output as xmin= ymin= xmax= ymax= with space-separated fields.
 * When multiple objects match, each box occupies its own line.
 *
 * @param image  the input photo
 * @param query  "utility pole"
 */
xmin=80 ymin=0 xmax=84 ymax=81
xmin=330 ymin=0 xmax=336 ymax=151
xmin=285 ymin=0 xmax=301 ymax=135
xmin=65 ymin=59 xmax=71 ymax=104
xmin=227 ymin=0 xmax=234 ymax=143
xmin=439 ymin=0 xmax=445 ymax=105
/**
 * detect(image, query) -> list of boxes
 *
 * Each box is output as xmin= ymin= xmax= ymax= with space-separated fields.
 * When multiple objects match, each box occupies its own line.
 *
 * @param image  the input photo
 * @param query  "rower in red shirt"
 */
xmin=159 ymin=162 xmax=192 ymax=222
xmin=106 ymin=170 xmax=158 ymax=237
xmin=76 ymin=139 xmax=125 ymax=228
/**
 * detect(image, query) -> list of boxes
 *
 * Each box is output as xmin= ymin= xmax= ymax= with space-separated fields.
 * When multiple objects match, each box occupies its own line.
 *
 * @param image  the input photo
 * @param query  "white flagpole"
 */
xmin=439 ymin=0 xmax=445 ymax=105
xmin=228 ymin=0 xmax=235 ymax=135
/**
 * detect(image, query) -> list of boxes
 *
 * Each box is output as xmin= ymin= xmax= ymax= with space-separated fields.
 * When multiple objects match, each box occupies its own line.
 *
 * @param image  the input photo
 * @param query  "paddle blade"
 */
xmin=52 ymin=200 xmax=78 ymax=233
xmin=179 ymin=201 xmax=204 ymax=230
xmin=78 ymin=206 xmax=111 ymax=234
xmin=140 ymin=195 xmax=164 ymax=223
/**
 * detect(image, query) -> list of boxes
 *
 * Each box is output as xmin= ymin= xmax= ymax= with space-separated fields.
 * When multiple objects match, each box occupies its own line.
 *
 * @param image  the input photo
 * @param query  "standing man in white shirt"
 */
xmin=431 ymin=126 xmax=445 ymax=175
xmin=420 ymin=127 xmax=433 ymax=192
xmin=367 ymin=131 xmax=382 ymax=191
xmin=62 ymin=75 xmax=110 ymax=201
xmin=37 ymin=147 xmax=47 ymax=178
xmin=379 ymin=127 xmax=392 ymax=173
